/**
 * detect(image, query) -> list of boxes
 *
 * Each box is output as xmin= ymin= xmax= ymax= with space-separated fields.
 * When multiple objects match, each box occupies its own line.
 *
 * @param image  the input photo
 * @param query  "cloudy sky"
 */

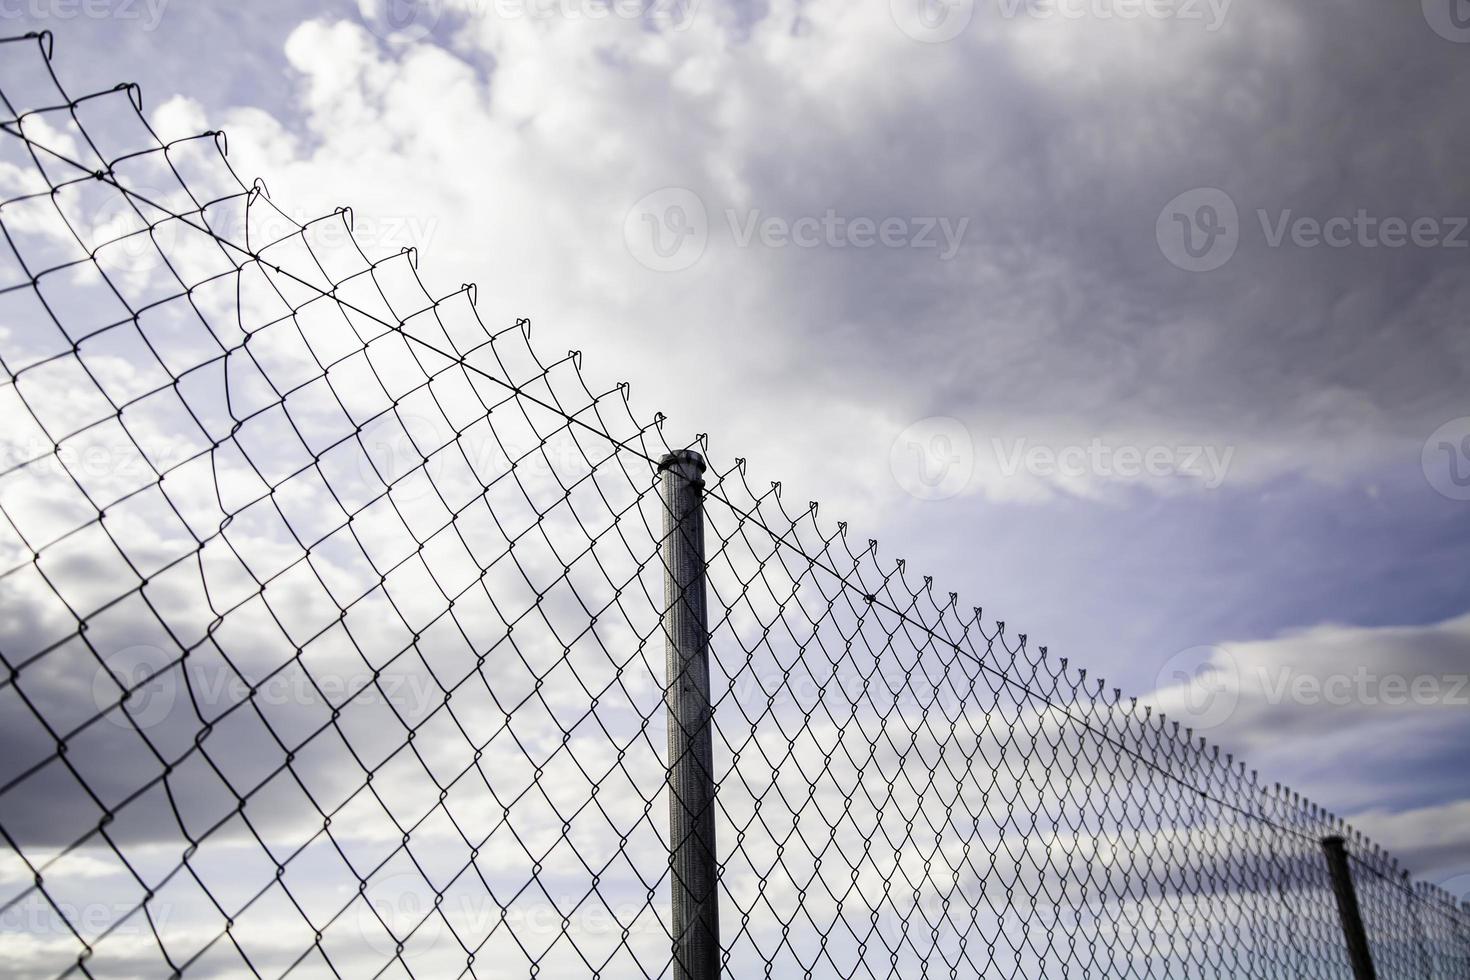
xmin=1 ymin=0 xmax=1468 ymax=973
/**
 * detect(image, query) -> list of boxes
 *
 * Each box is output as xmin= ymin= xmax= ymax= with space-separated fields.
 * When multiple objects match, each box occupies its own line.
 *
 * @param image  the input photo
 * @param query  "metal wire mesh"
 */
xmin=697 ymin=466 xmax=1470 ymax=978
xmin=0 ymin=29 xmax=1465 ymax=980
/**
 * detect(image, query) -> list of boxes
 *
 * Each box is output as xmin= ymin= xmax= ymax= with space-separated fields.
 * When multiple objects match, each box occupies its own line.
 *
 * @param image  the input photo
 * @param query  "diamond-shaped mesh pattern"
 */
xmin=696 ymin=468 xmax=1470 ymax=978
xmin=0 ymin=29 xmax=1465 ymax=980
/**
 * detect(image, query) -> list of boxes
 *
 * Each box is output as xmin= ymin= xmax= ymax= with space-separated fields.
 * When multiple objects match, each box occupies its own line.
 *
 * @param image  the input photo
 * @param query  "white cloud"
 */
xmin=138 ymin=2 xmax=1464 ymax=518
xmin=1143 ymin=611 xmax=1470 ymax=873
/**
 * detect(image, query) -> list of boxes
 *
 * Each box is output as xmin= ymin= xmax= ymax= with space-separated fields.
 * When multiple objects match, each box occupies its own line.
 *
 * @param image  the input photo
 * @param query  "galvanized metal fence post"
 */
xmin=1321 ymin=836 xmax=1378 ymax=980
xmin=659 ymin=450 xmax=720 ymax=980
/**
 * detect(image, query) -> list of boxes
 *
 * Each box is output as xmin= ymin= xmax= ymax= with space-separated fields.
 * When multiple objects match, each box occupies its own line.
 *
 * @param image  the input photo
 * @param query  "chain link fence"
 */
xmin=0 ymin=29 xmax=1466 ymax=979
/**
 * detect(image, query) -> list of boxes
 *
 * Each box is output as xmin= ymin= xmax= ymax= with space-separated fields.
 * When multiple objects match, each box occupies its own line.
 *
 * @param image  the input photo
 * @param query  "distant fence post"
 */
xmin=1405 ymin=875 xmax=1432 ymax=979
xmin=659 ymin=450 xmax=720 ymax=980
xmin=1321 ymin=836 xmax=1378 ymax=980
xmin=1454 ymin=894 xmax=1470 ymax=971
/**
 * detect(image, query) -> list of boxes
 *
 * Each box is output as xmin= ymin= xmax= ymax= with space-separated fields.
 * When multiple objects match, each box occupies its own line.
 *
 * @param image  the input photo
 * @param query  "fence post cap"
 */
xmin=659 ymin=450 xmax=707 ymax=480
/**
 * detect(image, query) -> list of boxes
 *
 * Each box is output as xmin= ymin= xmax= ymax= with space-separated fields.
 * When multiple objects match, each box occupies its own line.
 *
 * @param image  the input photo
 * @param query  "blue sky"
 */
xmin=1 ymin=0 xmax=1468 ymax=971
